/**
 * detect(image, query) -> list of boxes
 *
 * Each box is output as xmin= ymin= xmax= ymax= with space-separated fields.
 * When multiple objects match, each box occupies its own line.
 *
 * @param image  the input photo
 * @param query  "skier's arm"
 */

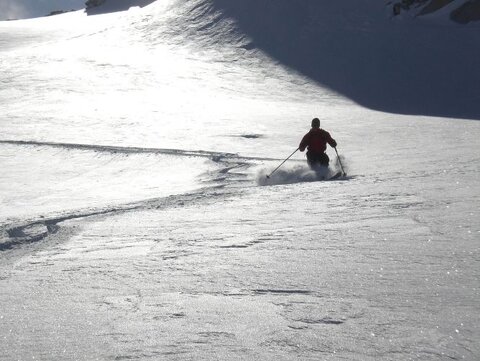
xmin=299 ymin=133 xmax=310 ymax=152
xmin=326 ymin=132 xmax=337 ymax=148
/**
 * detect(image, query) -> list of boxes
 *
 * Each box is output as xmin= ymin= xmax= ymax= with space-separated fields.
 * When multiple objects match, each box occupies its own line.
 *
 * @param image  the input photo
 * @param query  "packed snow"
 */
xmin=0 ymin=0 xmax=479 ymax=360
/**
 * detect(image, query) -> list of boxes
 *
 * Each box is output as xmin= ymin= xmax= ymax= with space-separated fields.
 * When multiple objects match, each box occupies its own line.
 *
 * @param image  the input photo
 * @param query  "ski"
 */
xmin=327 ymin=171 xmax=343 ymax=180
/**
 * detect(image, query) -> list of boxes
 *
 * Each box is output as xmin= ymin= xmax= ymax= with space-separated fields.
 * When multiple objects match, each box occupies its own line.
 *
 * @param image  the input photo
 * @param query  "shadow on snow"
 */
xmin=209 ymin=0 xmax=480 ymax=120
xmin=85 ymin=0 xmax=157 ymax=15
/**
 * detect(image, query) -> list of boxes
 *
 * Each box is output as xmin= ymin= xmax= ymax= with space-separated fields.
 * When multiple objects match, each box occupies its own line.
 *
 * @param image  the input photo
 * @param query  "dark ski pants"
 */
xmin=306 ymin=151 xmax=329 ymax=168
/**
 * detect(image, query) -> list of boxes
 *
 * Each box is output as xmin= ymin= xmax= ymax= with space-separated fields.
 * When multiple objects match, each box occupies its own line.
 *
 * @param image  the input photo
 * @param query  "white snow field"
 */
xmin=1 ymin=0 xmax=479 ymax=360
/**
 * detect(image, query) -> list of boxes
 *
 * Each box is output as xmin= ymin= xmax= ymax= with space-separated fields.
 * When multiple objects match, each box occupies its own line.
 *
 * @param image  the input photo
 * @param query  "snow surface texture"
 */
xmin=0 ymin=0 xmax=479 ymax=360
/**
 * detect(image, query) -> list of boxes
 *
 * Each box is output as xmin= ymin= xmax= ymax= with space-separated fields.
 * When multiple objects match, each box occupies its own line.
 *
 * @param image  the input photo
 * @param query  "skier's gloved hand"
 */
xmin=331 ymin=140 xmax=337 ymax=148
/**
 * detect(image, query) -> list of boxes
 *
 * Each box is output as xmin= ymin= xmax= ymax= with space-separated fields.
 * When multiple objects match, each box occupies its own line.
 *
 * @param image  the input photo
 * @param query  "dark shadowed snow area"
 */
xmin=198 ymin=0 xmax=480 ymax=120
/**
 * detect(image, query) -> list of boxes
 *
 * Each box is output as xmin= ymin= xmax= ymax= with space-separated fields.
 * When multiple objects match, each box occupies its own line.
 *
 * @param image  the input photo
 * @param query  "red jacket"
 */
xmin=299 ymin=128 xmax=337 ymax=153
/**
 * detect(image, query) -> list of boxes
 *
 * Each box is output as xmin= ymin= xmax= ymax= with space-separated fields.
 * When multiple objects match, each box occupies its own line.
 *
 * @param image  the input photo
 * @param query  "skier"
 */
xmin=299 ymin=118 xmax=337 ymax=169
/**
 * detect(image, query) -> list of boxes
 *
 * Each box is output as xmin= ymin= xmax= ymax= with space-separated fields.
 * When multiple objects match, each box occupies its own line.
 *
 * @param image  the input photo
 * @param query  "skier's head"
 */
xmin=311 ymin=118 xmax=320 ymax=128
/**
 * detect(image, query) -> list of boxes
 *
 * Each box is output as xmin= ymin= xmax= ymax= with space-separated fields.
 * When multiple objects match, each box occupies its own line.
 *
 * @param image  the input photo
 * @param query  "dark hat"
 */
xmin=311 ymin=118 xmax=320 ymax=128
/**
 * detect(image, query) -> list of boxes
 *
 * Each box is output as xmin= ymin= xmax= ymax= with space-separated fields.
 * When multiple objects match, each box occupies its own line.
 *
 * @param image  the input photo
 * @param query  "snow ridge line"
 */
xmin=0 ymin=139 xmax=236 ymax=159
xmin=0 ymin=187 xmax=233 ymax=251
xmin=0 ymin=140 xmax=280 ymax=162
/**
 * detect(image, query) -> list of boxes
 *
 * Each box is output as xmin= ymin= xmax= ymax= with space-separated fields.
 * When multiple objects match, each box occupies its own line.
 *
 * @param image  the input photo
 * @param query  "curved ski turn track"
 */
xmin=0 ymin=1 xmax=479 ymax=360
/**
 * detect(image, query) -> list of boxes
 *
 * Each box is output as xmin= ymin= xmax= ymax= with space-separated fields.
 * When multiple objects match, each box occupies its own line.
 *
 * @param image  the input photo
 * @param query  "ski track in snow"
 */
xmin=1 ymin=1 xmax=480 ymax=360
xmin=0 ymin=138 xmax=345 ymax=250
xmin=0 ymin=139 xmax=279 ymax=161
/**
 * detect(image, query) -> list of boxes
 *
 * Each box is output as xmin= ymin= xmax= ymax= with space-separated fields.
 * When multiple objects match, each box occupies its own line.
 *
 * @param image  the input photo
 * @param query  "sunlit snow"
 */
xmin=0 ymin=1 xmax=479 ymax=360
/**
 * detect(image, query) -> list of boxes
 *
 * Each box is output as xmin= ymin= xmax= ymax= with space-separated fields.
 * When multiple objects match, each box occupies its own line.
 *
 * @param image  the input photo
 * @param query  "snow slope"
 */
xmin=199 ymin=0 xmax=480 ymax=119
xmin=0 ymin=1 xmax=479 ymax=360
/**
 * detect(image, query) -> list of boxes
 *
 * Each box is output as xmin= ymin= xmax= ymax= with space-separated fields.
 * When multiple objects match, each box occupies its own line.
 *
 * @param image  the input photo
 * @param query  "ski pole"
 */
xmin=266 ymin=148 xmax=299 ymax=179
xmin=334 ymin=147 xmax=346 ymax=176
